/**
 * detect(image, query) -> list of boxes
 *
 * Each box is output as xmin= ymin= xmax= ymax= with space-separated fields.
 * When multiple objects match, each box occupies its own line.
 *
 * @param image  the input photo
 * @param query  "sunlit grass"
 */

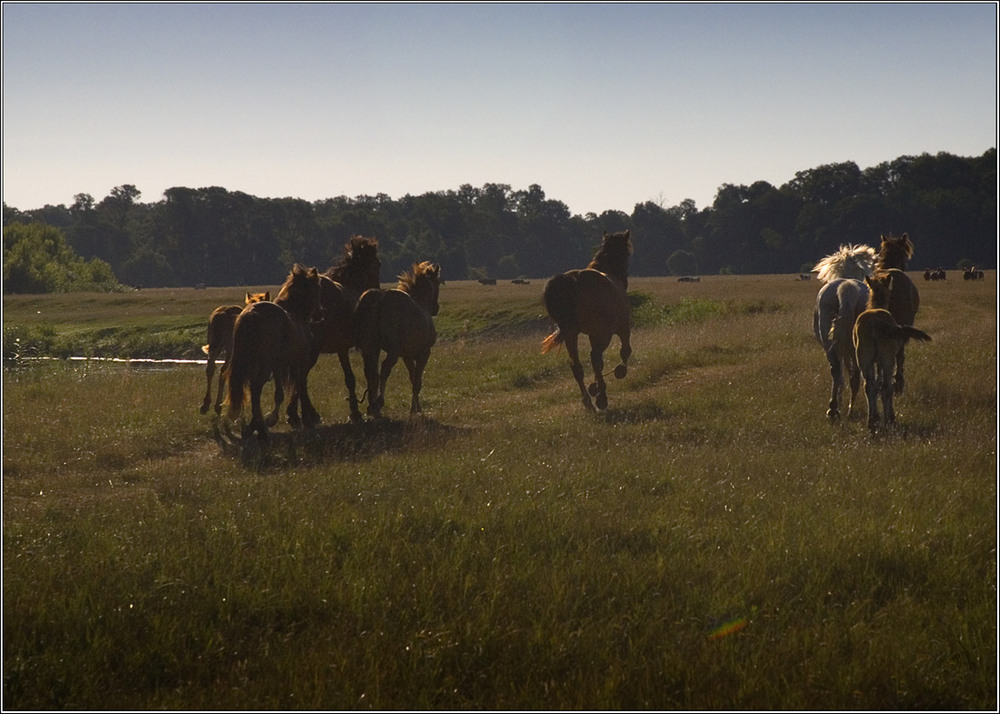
xmin=3 ymin=274 xmax=995 ymax=709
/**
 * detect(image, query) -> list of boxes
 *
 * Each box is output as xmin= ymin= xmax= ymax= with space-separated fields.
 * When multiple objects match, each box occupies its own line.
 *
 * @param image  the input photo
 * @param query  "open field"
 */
xmin=3 ymin=274 xmax=996 ymax=709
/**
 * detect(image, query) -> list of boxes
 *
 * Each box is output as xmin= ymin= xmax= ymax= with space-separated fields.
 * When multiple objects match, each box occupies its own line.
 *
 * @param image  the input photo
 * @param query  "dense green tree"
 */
xmin=3 ymin=222 xmax=121 ymax=293
xmin=4 ymin=150 xmax=994 ymax=291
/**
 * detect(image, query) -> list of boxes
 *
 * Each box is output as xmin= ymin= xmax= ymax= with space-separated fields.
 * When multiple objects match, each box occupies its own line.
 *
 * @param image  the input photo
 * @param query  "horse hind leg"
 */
xmin=265 ymin=371 xmax=286 ymax=428
xmin=893 ymin=344 xmax=906 ymax=395
xmin=201 ymin=349 xmax=219 ymax=414
xmin=564 ymin=334 xmax=594 ymax=411
xmin=826 ymin=349 xmax=844 ymax=420
xmin=846 ymin=359 xmax=861 ymax=419
xmin=338 ymin=350 xmax=363 ymax=422
xmin=588 ymin=336 xmax=611 ymax=411
xmin=404 ymin=353 xmax=430 ymax=414
xmin=613 ymin=329 xmax=632 ymax=380
xmin=879 ymin=352 xmax=897 ymax=426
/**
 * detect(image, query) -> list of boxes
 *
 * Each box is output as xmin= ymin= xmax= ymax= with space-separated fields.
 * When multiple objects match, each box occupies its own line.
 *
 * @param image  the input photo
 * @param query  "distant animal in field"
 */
xmin=512 ymin=278 xmax=530 ymax=285
xmin=542 ymin=230 xmax=633 ymax=412
xmin=798 ymin=274 xmax=812 ymax=281
xmin=924 ymin=268 xmax=947 ymax=281
xmin=478 ymin=278 xmax=497 ymax=286
xmin=287 ymin=235 xmax=382 ymax=425
xmin=200 ymin=291 xmax=269 ymax=415
xmin=811 ymin=244 xmax=878 ymax=420
xmin=853 ymin=272 xmax=931 ymax=433
xmin=677 ymin=276 xmax=701 ymax=282
xmin=225 ymin=265 xmax=322 ymax=439
xmin=876 ymin=233 xmax=920 ymax=394
xmin=964 ymin=267 xmax=985 ymax=281
xmin=355 ymin=261 xmax=442 ymax=418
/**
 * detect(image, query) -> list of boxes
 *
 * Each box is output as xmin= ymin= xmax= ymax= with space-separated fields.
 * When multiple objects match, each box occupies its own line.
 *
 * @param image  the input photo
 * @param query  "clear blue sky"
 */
xmin=3 ymin=3 xmax=997 ymax=215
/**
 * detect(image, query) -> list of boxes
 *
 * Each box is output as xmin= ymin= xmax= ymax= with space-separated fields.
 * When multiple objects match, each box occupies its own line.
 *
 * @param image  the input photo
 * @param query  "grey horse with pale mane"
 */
xmin=812 ymin=244 xmax=877 ymax=420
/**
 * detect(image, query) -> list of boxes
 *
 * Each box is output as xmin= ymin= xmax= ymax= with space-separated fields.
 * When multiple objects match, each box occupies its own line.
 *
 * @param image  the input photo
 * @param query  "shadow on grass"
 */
xmin=214 ymin=415 xmax=469 ymax=471
xmin=598 ymin=400 xmax=675 ymax=425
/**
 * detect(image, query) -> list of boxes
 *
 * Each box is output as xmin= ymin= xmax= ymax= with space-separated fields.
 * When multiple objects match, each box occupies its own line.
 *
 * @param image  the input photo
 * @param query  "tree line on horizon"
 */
xmin=2 ymin=149 xmax=995 ymax=293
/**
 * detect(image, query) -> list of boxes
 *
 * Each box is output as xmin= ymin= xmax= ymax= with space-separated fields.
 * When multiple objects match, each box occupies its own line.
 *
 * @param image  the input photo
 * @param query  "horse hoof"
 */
xmin=200 ymin=404 xmax=210 ymax=415
xmin=826 ymin=408 xmax=840 ymax=421
xmin=613 ymin=364 xmax=627 ymax=379
xmin=588 ymin=383 xmax=600 ymax=397
xmin=596 ymin=394 xmax=608 ymax=411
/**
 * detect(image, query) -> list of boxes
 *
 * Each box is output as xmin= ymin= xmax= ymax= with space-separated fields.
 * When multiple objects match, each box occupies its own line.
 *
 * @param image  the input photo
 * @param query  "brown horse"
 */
xmin=200 ymin=291 xmax=269 ymax=415
xmin=541 ymin=230 xmax=633 ymax=411
xmin=853 ymin=271 xmax=931 ymax=433
xmin=355 ymin=261 xmax=441 ymax=417
xmin=225 ymin=265 xmax=322 ymax=439
xmin=876 ymin=233 xmax=920 ymax=394
xmin=286 ymin=236 xmax=382 ymax=425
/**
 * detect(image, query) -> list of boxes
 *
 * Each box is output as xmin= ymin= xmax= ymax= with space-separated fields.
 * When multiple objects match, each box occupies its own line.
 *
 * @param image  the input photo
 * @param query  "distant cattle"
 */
xmin=963 ymin=267 xmax=985 ymax=281
xmin=478 ymin=278 xmax=497 ymax=285
xmin=677 ymin=276 xmax=701 ymax=283
xmin=924 ymin=268 xmax=947 ymax=281
xmin=511 ymin=278 xmax=530 ymax=285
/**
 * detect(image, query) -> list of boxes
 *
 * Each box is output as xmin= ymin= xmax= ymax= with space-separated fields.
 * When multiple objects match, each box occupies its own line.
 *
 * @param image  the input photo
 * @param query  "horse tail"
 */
xmin=541 ymin=273 xmax=576 ymax=354
xmin=224 ymin=319 xmax=252 ymax=420
xmin=896 ymin=325 xmax=932 ymax=343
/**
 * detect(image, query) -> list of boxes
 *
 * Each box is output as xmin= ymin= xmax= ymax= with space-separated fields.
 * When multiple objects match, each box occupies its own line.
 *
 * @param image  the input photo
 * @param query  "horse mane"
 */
xmin=324 ymin=235 xmax=380 ymax=285
xmin=587 ymin=230 xmax=632 ymax=287
xmin=877 ymin=233 xmax=914 ymax=270
xmin=397 ymin=261 xmax=439 ymax=293
xmin=274 ymin=264 xmax=319 ymax=318
xmin=812 ymin=244 xmax=877 ymax=283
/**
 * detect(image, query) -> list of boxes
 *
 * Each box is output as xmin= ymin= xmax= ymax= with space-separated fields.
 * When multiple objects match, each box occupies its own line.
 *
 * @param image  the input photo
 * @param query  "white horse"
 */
xmin=811 ymin=244 xmax=877 ymax=420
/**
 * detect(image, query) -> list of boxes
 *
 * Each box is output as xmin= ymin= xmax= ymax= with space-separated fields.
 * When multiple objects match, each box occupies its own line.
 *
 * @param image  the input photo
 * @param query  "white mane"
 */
xmin=811 ymin=244 xmax=877 ymax=283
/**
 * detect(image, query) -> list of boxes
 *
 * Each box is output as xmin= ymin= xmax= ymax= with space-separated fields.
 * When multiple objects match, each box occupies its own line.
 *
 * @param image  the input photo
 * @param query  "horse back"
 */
xmin=204 ymin=305 xmax=242 ymax=354
xmin=550 ymin=268 xmax=628 ymax=336
xmin=886 ymin=269 xmax=919 ymax=325
xmin=377 ymin=288 xmax=436 ymax=356
xmin=313 ymin=275 xmax=356 ymax=352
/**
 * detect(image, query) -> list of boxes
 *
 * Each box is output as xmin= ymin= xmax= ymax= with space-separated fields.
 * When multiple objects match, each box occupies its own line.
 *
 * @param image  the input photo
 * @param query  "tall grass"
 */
xmin=3 ymin=275 xmax=996 ymax=709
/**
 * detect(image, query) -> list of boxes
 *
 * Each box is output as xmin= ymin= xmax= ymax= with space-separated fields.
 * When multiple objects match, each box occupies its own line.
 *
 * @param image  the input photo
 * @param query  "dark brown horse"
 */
xmin=200 ymin=291 xmax=269 ymax=415
xmin=541 ymin=230 xmax=633 ymax=411
xmin=854 ymin=271 xmax=931 ymax=433
xmin=355 ymin=261 xmax=441 ymax=417
xmin=225 ymin=265 xmax=322 ymax=439
xmin=876 ymin=233 xmax=920 ymax=394
xmin=286 ymin=236 xmax=382 ymax=425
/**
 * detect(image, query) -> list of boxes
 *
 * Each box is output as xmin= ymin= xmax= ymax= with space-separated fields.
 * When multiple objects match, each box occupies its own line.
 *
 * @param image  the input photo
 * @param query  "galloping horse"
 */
xmin=853 ymin=271 xmax=931 ymax=433
xmin=812 ymin=244 xmax=877 ymax=420
xmin=355 ymin=261 xmax=441 ymax=417
xmin=876 ymin=233 xmax=920 ymax=394
xmin=542 ymin=230 xmax=633 ymax=412
xmin=225 ymin=264 xmax=322 ymax=439
xmin=286 ymin=236 xmax=382 ymax=425
xmin=200 ymin=291 xmax=269 ymax=415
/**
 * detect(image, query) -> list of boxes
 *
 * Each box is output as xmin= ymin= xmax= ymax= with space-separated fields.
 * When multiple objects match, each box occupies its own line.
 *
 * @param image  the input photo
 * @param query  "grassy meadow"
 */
xmin=3 ymin=273 xmax=996 ymax=710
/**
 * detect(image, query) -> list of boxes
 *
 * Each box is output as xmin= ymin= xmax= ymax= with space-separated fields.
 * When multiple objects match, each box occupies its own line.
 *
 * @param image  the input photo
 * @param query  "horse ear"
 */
xmin=264 ymin=291 xmax=271 ymax=301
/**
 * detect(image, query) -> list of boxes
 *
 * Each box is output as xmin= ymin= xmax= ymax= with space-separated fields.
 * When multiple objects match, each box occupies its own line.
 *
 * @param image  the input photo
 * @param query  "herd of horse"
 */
xmin=203 ymin=228 xmax=945 ymax=440
xmin=812 ymin=233 xmax=934 ymax=432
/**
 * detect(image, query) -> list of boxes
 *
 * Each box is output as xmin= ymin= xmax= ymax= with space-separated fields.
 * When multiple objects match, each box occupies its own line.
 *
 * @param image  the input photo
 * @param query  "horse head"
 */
xmin=878 ymin=233 xmax=914 ymax=271
xmin=277 ymin=264 xmax=322 ymax=321
xmin=327 ymin=235 xmax=382 ymax=294
xmin=864 ymin=272 xmax=893 ymax=309
xmin=398 ymin=261 xmax=441 ymax=316
xmin=812 ymin=244 xmax=877 ymax=283
xmin=589 ymin=230 xmax=632 ymax=287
